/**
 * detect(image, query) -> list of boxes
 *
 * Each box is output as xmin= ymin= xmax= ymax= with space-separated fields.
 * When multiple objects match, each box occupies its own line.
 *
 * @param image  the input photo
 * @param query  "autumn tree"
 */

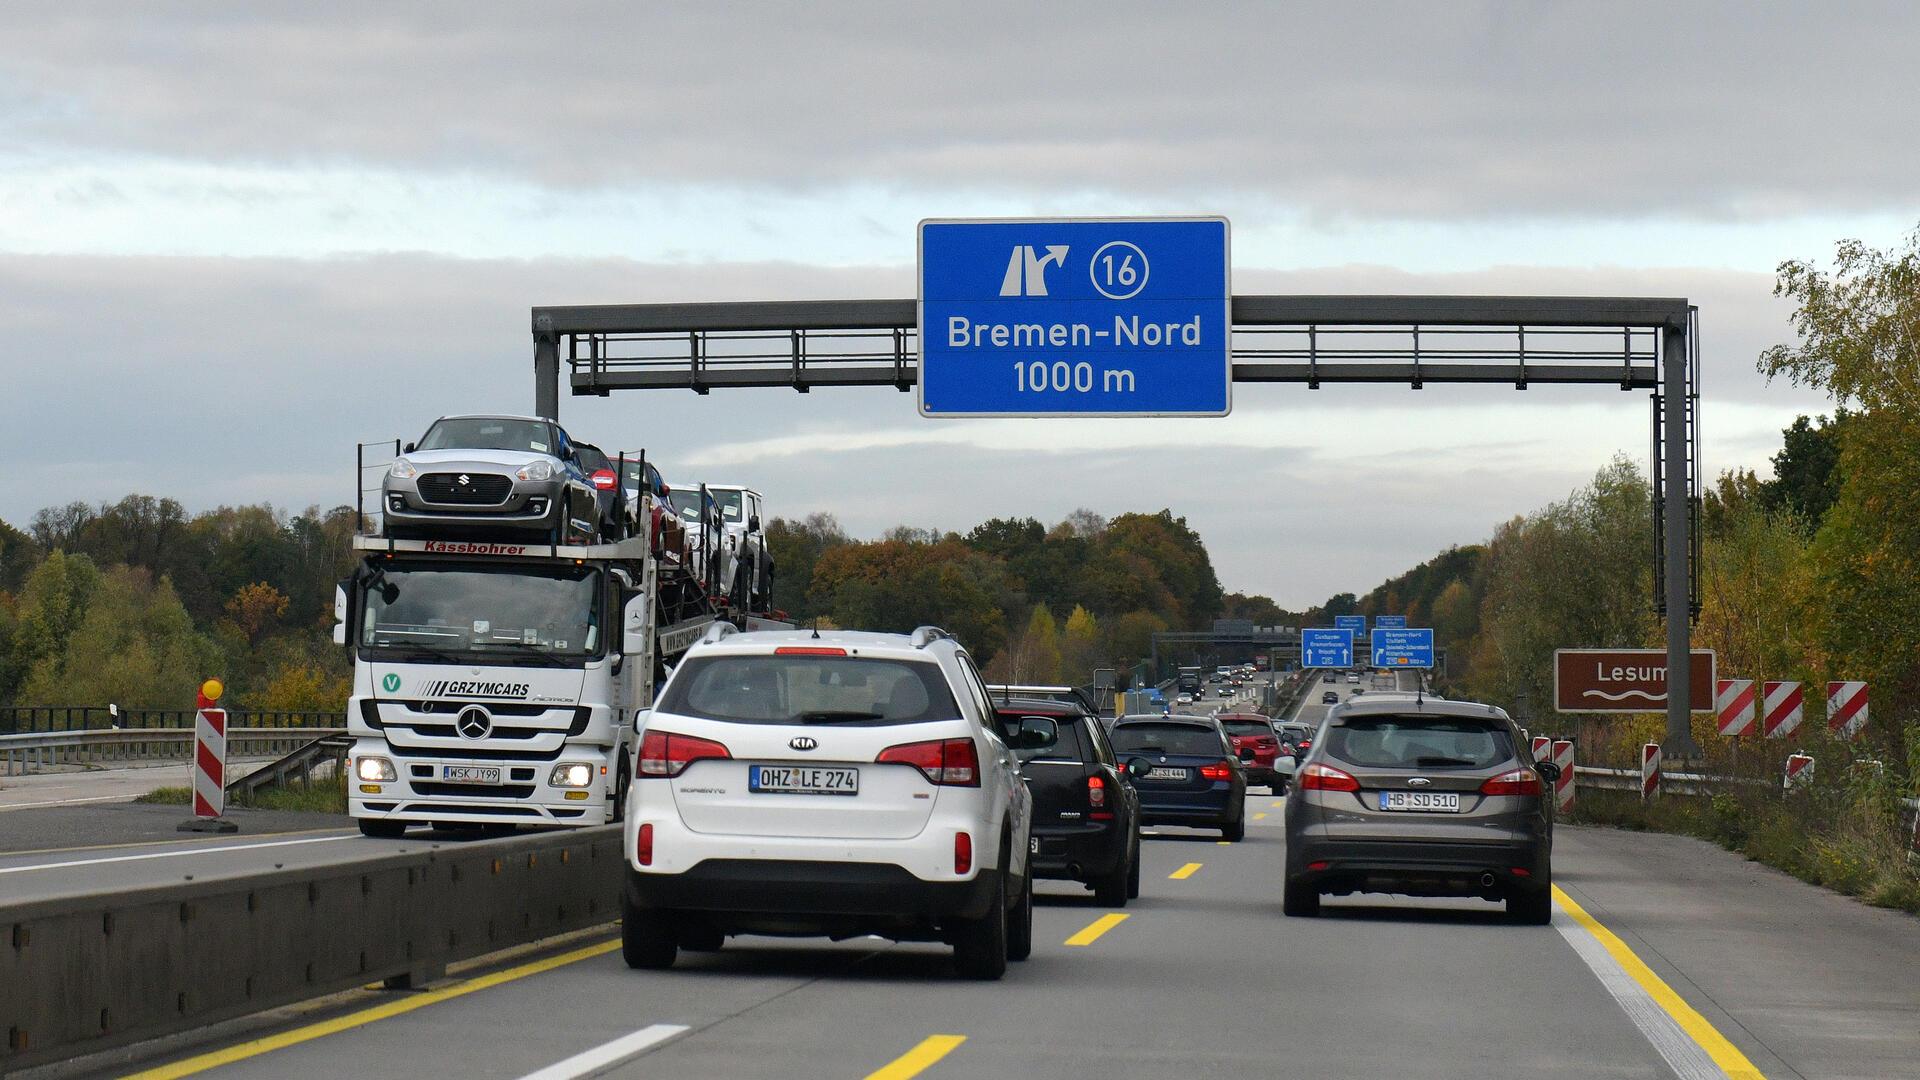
xmin=226 ymin=582 xmax=291 ymax=647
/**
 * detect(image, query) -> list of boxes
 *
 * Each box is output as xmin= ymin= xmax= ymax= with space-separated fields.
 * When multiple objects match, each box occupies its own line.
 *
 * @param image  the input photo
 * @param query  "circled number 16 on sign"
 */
xmin=1090 ymin=240 xmax=1149 ymax=300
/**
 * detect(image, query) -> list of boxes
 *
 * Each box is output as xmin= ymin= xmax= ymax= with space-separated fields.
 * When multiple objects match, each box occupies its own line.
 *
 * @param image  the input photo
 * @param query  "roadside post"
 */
xmin=1551 ymin=740 xmax=1575 ymax=815
xmin=1531 ymin=735 xmax=1552 ymax=764
xmin=1826 ymin=681 xmax=1868 ymax=740
xmin=1640 ymin=743 xmax=1661 ymax=801
xmin=1714 ymin=678 xmax=1755 ymax=737
xmin=179 ymin=678 xmax=238 ymax=834
xmin=1762 ymin=681 xmax=1803 ymax=739
xmin=1783 ymin=753 xmax=1815 ymax=794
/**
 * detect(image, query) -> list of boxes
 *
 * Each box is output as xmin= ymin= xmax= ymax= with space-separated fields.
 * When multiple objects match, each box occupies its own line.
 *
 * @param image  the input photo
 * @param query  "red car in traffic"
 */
xmin=1217 ymin=713 xmax=1283 ymax=793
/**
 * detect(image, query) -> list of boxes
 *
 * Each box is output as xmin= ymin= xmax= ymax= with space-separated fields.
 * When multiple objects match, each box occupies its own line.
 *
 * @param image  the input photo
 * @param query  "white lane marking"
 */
xmin=1553 ymin=912 xmax=1724 ymax=1079
xmin=515 ymin=1024 xmax=690 ymax=1080
xmin=0 ymin=834 xmax=354 ymax=875
xmin=0 ymin=794 xmax=140 ymax=811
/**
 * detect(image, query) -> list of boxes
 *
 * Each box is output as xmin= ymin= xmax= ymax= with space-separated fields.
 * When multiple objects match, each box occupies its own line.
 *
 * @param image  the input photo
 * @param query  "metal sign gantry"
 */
xmin=529 ymin=293 xmax=1701 ymax=755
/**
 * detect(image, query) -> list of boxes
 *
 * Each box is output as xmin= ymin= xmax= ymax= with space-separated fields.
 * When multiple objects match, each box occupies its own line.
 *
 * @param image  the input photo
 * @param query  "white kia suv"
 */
xmin=621 ymin=625 xmax=1036 ymax=979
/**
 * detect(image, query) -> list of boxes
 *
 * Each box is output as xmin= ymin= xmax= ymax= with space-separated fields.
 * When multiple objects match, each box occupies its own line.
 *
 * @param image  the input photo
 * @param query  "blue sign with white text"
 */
xmin=1375 ymin=615 xmax=1408 ymax=629
xmin=918 ymin=218 xmax=1231 ymax=416
xmin=1302 ymin=628 xmax=1354 ymax=669
xmin=1334 ymin=614 xmax=1367 ymax=634
xmin=1371 ymin=628 xmax=1435 ymax=668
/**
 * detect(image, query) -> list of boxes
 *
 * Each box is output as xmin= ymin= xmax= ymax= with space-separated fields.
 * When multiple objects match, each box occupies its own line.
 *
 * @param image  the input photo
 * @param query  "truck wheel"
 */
xmin=358 ymin=818 xmax=406 ymax=839
xmin=621 ymin=897 xmax=679 ymax=970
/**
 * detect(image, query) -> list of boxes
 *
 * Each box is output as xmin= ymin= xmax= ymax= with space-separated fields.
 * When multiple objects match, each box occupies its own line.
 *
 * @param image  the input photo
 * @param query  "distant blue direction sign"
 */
xmin=1302 ymin=628 xmax=1355 ymax=668
xmin=1374 ymin=615 xmax=1408 ymax=629
xmin=1333 ymin=614 xmax=1367 ymax=634
xmin=918 ymin=218 xmax=1231 ymax=417
xmin=1371 ymin=628 xmax=1436 ymax=668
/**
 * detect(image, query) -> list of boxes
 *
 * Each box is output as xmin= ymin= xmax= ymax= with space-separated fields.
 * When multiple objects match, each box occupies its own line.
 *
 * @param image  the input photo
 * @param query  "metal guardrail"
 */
xmin=0 ymin=728 xmax=346 ymax=777
xmin=0 ymin=706 xmax=339 ymax=735
xmin=0 ymin=826 xmax=623 ymax=1072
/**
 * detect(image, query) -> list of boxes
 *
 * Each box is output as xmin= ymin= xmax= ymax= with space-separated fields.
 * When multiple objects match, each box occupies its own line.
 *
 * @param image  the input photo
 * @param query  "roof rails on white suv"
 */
xmin=698 ymin=622 xmax=738 ymax=646
xmin=909 ymin=626 xmax=951 ymax=648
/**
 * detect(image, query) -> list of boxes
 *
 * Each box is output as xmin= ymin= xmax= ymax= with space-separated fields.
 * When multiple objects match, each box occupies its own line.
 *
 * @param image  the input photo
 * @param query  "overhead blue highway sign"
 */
xmin=1334 ymin=614 xmax=1367 ymax=634
xmin=1371 ymin=628 xmax=1435 ymax=668
xmin=1375 ymin=615 xmax=1408 ymax=629
xmin=918 ymin=217 xmax=1231 ymax=417
xmin=1302 ymin=628 xmax=1354 ymax=668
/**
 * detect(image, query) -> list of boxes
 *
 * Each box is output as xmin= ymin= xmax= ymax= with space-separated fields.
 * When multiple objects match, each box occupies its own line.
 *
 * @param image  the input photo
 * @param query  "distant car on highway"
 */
xmin=621 ymin=626 xmax=1035 ymax=978
xmin=1175 ymin=693 xmax=1194 ymax=706
xmin=1323 ymin=674 xmax=1337 ymax=683
xmin=1109 ymin=714 xmax=1248 ymax=841
xmin=994 ymin=696 xmax=1141 ymax=907
xmin=1218 ymin=713 xmax=1282 ymax=793
xmin=1321 ymin=691 xmax=1340 ymax=705
xmin=383 ymin=414 xmax=599 ymax=542
xmin=1282 ymin=696 xmax=1557 ymax=923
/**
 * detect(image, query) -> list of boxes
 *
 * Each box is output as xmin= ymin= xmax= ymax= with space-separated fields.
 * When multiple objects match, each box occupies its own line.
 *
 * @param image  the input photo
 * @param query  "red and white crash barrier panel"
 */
xmin=1640 ymin=743 xmax=1661 ymax=800
xmin=1551 ymin=739 xmax=1575 ymax=815
xmin=193 ymin=679 xmax=227 ymax=818
xmin=1763 ymin=680 xmax=1803 ymax=739
xmin=1531 ymin=735 xmax=1552 ymax=764
xmin=1715 ymin=678 xmax=1756 ymax=737
xmin=1783 ymin=752 xmax=1815 ymax=793
xmin=1827 ymin=681 xmax=1869 ymax=740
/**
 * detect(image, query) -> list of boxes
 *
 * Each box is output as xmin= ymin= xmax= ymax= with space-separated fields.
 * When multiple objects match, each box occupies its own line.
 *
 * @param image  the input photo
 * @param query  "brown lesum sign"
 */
xmin=1554 ymin=649 xmax=1715 ymax=713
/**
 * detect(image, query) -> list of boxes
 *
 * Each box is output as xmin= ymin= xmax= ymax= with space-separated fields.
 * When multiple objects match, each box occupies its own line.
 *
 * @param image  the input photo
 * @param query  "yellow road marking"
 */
xmin=1169 ymin=862 xmax=1202 ymax=879
xmin=863 ymin=1034 xmax=966 ymax=1080
xmin=1252 ymin=811 xmax=1269 ymax=821
xmin=1063 ymin=913 xmax=1129 ymax=946
xmin=120 ymin=938 xmax=622 ymax=1079
xmin=1552 ymin=886 xmax=1765 ymax=1080
xmin=1268 ymin=800 xmax=1283 ymax=808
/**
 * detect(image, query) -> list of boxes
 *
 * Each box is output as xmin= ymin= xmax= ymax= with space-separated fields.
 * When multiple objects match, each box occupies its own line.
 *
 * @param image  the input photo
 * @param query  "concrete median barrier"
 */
xmin=0 ymin=826 xmax=623 ymax=1072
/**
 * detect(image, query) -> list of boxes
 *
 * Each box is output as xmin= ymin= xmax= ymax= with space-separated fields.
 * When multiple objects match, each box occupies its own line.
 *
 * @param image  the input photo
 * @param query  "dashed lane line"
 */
xmin=862 ymin=1035 xmax=967 ymax=1080
xmin=515 ymin=1023 xmax=690 ymax=1080
xmin=1063 ymin=913 xmax=1129 ymax=946
xmin=1169 ymin=862 xmax=1202 ymax=880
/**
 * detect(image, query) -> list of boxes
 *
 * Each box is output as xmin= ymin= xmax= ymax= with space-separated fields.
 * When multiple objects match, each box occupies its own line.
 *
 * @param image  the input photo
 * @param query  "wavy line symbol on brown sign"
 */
xmin=1583 ymin=689 xmax=1664 ymax=702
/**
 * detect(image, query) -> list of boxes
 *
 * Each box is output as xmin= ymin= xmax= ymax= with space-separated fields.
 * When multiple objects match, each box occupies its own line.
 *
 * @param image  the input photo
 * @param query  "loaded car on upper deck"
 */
xmin=382 ymin=415 xmax=604 ymax=543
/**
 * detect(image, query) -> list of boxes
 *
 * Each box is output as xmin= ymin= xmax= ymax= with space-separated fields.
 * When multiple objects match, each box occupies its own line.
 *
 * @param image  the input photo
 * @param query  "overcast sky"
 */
xmin=1 ymin=3 xmax=1913 ymax=608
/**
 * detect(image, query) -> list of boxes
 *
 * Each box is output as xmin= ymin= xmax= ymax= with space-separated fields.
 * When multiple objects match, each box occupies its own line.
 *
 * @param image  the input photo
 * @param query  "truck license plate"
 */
xmin=1379 ymin=791 xmax=1460 ymax=812
xmin=750 ymin=765 xmax=859 ymax=796
xmin=441 ymin=765 xmax=502 ymax=785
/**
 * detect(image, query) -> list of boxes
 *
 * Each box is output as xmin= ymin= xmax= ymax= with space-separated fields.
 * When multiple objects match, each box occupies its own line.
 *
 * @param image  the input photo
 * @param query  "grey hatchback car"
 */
xmin=1282 ymin=696 xmax=1558 ymax=923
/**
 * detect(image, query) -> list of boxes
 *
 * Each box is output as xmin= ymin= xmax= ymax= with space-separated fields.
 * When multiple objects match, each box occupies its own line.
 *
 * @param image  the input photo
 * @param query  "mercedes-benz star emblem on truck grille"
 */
xmin=789 ymin=736 xmax=818 ymax=751
xmin=456 ymin=706 xmax=492 ymax=740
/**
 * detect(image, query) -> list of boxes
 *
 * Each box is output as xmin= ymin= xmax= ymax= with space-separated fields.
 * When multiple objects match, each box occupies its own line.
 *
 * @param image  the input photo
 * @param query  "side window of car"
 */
xmin=1087 ymin=718 xmax=1116 ymax=766
xmin=953 ymin=653 xmax=1002 ymax=744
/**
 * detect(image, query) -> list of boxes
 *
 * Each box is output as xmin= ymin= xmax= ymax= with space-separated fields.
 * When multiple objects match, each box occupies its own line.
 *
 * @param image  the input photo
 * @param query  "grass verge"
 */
xmin=132 ymin=776 xmax=347 ymax=814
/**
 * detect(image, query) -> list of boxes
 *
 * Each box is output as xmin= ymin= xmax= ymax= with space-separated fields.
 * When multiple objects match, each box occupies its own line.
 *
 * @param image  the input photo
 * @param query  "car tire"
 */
xmin=621 ymin=898 xmax=679 ymax=970
xmin=1007 ymin=864 xmax=1033 ymax=962
xmin=952 ymin=878 xmax=1009 ymax=980
xmin=1508 ymin=885 xmax=1552 ymax=925
xmin=1222 ymin=816 xmax=1246 ymax=843
xmin=1093 ymin=849 xmax=1130 ymax=908
xmin=357 ymin=818 xmax=406 ymax=839
xmin=1125 ymin=834 xmax=1141 ymax=900
xmin=1282 ymin=875 xmax=1321 ymax=917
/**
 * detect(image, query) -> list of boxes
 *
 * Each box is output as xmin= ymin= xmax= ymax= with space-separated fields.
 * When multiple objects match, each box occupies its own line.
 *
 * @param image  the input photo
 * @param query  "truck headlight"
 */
xmin=389 ymin=458 xmax=417 ymax=480
xmin=356 ymin=756 xmax=396 ymax=783
xmin=550 ymin=762 xmax=595 ymax=788
xmin=516 ymin=460 xmax=554 ymax=482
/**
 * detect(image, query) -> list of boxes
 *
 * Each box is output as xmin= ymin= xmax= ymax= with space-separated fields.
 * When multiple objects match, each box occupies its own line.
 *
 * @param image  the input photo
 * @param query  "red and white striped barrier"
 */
xmin=1640 ymin=743 xmax=1661 ymax=800
xmin=180 ymin=679 xmax=237 ymax=833
xmin=1715 ymin=678 xmax=1756 ymax=737
xmin=1783 ymin=752 xmax=1815 ymax=793
xmin=1551 ymin=739 xmax=1575 ymax=815
xmin=1827 ymin=681 xmax=1869 ymax=740
xmin=1763 ymin=680 xmax=1803 ymax=739
xmin=1531 ymin=735 xmax=1552 ymax=764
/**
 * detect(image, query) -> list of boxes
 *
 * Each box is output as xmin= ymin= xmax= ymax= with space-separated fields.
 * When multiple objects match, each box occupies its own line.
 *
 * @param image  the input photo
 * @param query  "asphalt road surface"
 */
xmin=60 ymin=799 xmax=1915 ymax=1080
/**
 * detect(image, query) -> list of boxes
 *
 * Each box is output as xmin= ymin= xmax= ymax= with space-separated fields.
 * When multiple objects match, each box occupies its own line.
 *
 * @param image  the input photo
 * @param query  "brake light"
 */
xmin=1480 ymin=768 xmax=1546 ymax=796
xmin=1087 ymin=774 xmax=1107 ymax=807
xmin=954 ymin=831 xmax=973 ymax=874
xmin=774 ymin=646 xmax=847 ymax=656
xmin=877 ymin=738 xmax=980 ymax=786
xmin=637 ymin=730 xmax=732 ymax=778
xmin=636 ymin=822 xmax=654 ymax=866
xmin=591 ymin=468 xmax=617 ymax=491
xmin=1199 ymin=760 xmax=1233 ymax=781
xmin=1300 ymin=763 xmax=1360 ymax=792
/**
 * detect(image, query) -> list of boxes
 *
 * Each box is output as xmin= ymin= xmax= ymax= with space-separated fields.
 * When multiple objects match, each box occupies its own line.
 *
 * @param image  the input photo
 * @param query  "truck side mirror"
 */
xmin=332 ymin=583 xmax=348 ymax=646
xmin=622 ymin=594 xmax=651 ymax=656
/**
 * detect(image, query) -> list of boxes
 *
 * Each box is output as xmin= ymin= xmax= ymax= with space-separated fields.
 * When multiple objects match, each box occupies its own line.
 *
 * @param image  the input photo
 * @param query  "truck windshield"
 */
xmin=361 ymin=563 xmax=602 ymax=662
xmin=417 ymin=418 xmax=553 ymax=454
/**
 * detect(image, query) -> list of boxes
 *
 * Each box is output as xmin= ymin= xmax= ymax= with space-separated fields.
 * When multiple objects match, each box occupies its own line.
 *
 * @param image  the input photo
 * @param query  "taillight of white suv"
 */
xmin=637 ymin=729 xmax=731 ymax=777
xmin=875 ymin=737 xmax=980 ymax=786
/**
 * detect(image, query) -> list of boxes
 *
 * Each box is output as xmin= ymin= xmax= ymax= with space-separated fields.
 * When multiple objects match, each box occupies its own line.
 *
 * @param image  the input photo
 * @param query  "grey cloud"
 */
xmin=3 ymin=3 xmax=1919 ymax=217
xmin=0 ymin=251 xmax=1829 ymax=603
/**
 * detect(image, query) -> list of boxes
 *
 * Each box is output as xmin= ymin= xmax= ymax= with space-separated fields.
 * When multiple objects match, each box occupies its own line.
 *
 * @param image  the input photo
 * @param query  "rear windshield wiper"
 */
xmin=799 ymin=711 xmax=886 ymax=724
xmin=1413 ymin=756 xmax=1477 ymax=767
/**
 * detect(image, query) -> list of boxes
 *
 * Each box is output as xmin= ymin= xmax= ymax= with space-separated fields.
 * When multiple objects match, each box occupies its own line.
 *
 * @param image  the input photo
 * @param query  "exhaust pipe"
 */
xmin=1480 ymin=872 xmax=1498 ymax=889
xmin=1067 ymin=862 xmax=1084 ymax=880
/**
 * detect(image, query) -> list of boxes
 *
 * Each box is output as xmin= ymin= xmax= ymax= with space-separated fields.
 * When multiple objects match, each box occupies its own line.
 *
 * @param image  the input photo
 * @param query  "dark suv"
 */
xmin=1282 ymin=697 xmax=1557 ymax=923
xmin=996 ymin=698 xmax=1141 ymax=906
